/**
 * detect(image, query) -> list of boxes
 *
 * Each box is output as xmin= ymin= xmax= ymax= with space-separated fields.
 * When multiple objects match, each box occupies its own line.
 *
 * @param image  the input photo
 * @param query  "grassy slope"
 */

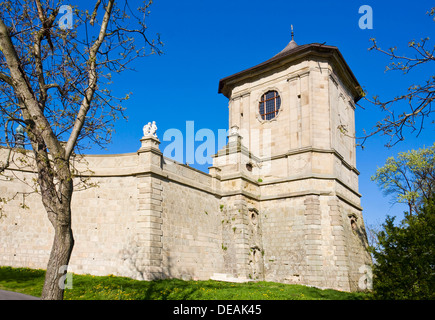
xmin=0 ymin=266 xmax=369 ymax=300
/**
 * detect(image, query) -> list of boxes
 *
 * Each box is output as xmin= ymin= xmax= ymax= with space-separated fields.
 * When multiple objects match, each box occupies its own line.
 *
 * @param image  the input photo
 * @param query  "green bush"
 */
xmin=370 ymin=198 xmax=435 ymax=299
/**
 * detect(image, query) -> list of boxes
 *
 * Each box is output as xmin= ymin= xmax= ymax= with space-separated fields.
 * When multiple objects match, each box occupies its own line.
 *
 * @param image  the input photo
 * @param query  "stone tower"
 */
xmin=0 ymin=33 xmax=372 ymax=292
xmin=212 ymin=35 xmax=372 ymax=291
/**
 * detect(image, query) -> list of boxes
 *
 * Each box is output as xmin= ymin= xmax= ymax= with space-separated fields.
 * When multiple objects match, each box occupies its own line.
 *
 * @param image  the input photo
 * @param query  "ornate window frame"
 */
xmin=256 ymin=87 xmax=283 ymax=123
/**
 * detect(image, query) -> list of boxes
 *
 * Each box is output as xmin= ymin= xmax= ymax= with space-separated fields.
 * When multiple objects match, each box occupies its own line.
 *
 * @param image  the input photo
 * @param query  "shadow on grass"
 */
xmin=0 ymin=267 xmax=369 ymax=300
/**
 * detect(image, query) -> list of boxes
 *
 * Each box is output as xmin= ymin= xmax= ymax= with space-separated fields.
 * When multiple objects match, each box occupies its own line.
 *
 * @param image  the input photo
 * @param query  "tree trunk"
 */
xmin=41 ymin=208 xmax=74 ymax=300
xmin=38 ymin=158 xmax=75 ymax=300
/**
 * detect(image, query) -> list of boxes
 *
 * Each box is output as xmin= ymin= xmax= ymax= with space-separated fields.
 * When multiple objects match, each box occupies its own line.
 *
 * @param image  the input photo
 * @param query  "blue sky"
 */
xmin=77 ymin=0 xmax=433 ymax=228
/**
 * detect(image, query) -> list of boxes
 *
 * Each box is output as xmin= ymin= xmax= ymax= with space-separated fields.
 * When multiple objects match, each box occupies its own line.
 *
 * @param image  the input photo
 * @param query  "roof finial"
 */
xmin=273 ymin=24 xmax=298 ymax=57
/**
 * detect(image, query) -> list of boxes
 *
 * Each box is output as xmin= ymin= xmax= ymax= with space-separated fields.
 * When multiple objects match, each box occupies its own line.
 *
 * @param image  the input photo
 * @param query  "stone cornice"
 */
xmin=218 ymin=43 xmax=363 ymax=103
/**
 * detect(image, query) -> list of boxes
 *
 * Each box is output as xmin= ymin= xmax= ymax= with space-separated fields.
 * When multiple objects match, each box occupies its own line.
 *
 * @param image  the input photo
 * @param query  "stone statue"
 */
xmin=230 ymin=125 xmax=239 ymax=135
xmin=150 ymin=121 xmax=158 ymax=138
xmin=143 ymin=122 xmax=151 ymax=137
xmin=143 ymin=121 xmax=158 ymax=138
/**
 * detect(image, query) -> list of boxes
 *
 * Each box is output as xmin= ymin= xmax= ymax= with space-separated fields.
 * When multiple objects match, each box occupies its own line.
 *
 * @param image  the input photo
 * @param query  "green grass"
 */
xmin=0 ymin=266 xmax=369 ymax=300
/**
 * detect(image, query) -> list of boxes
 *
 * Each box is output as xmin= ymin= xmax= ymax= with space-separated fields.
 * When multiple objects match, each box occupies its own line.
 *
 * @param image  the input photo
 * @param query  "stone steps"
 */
xmin=210 ymin=273 xmax=254 ymax=283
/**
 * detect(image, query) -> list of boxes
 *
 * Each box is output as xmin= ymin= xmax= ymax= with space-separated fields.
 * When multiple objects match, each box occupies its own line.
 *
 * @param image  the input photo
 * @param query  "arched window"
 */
xmin=259 ymin=90 xmax=281 ymax=120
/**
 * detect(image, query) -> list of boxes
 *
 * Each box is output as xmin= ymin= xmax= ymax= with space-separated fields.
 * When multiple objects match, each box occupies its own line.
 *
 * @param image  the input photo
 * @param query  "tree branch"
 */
xmin=32 ymin=2 xmax=59 ymax=108
xmin=0 ymin=71 xmax=13 ymax=86
xmin=0 ymin=17 xmax=62 ymax=157
xmin=90 ymin=0 xmax=102 ymax=25
xmin=64 ymin=0 xmax=114 ymax=159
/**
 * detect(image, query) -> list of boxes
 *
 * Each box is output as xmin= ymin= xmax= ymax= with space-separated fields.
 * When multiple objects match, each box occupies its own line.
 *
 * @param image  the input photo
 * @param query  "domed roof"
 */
xmin=218 ymin=26 xmax=363 ymax=103
xmin=275 ymin=25 xmax=297 ymax=56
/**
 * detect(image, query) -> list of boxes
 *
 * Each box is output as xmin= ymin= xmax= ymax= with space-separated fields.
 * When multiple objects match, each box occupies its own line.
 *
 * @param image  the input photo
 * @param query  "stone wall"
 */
xmin=0 ymin=151 xmax=140 ymax=277
xmin=0 ymin=43 xmax=372 ymax=292
xmin=0 ymin=130 xmax=371 ymax=291
xmin=0 ymin=167 xmax=50 ymax=269
xmin=0 ymin=142 xmax=226 ymax=281
xmin=159 ymin=174 xmax=223 ymax=280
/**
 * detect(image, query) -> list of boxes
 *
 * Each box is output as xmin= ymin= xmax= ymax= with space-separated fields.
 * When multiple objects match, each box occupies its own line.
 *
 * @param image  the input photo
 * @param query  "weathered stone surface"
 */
xmin=0 ymin=41 xmax=372 ymax=291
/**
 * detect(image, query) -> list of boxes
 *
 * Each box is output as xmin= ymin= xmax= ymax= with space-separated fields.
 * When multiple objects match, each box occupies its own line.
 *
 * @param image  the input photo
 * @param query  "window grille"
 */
xmin=259 ymin=90 xmax=281 ymax=120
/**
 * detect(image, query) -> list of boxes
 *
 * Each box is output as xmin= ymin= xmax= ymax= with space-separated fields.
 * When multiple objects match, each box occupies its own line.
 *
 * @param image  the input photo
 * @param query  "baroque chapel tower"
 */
xmin=212 ymin=33 xmax=372 ymax=291
xmin=0 ymin=30 xmax=373 ymax=293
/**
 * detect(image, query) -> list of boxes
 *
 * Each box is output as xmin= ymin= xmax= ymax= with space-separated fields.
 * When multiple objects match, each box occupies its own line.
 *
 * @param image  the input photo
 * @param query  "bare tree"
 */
xmin=358 ymin=7 xmax=434 ymax=148
xmin=0 ymin=0 xmax=162 ymax=299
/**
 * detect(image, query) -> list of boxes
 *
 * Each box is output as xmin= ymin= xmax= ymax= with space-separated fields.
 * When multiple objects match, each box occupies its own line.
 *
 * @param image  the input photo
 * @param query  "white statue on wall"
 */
xmin=143 ymin=121 xmax=158 ymax=138
xmin=230 ymin=125 xmax=239 ymax=135
xmin=143 ymin=122 xmax=151 ymax=137
xmin=150 ymin=121 xmax=157 ymax=138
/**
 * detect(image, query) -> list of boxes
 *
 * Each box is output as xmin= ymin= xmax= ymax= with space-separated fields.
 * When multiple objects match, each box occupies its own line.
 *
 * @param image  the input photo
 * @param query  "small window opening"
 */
xmin=259 ymin=90 xmax=281 ymax=120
